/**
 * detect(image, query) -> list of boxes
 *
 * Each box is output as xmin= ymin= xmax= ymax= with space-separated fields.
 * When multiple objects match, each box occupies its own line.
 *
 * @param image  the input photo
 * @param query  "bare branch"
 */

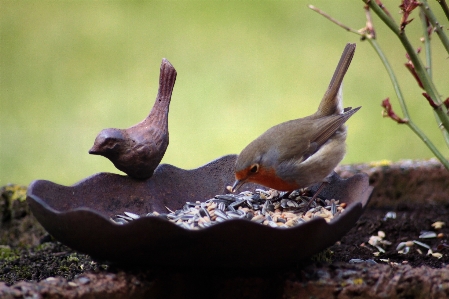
xmin=308 ymin=5 xmax=365 ymax=37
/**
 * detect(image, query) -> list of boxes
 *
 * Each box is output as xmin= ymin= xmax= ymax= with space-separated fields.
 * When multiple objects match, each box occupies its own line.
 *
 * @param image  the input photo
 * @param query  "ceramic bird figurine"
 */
xmin=89 ymin=58 xmax=177 ymax=179
xmin=232 ymin=43 xmax=360 ymax=194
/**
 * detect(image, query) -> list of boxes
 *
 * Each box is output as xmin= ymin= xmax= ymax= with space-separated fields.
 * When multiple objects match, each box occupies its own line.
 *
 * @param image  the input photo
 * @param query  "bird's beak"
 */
xmin=231 ymin=179 xmax=245 ymax=193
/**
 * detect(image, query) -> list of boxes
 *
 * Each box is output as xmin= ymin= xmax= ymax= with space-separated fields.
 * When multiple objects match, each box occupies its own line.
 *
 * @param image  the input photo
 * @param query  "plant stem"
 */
xmin=419 ymin=10 xmax=432 ymax=78
xmin=368 ymin=39 xmax=410 ymax=118
xmin=407 ymin=121 xmax=449 ymax=169
xmin=436 ymin=0 xmax=449 ymax=22
xmin=368 ymin=38 xmax=449 ymax=169
xmin=420 ymin=0 xmax=449 ymax=55
xmin=307 ymin=5 xmax=364 ymax=36
xmin=363 ymin=0 xmax=449 ymax=139
xmin=420 ymin=7 xmax=449 ymax=147
xmin=309 ymin=4 xmax=449 ymax=170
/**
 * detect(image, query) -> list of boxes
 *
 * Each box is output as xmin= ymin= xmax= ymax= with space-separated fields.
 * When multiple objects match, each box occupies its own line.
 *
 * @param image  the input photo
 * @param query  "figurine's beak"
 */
xmin=231 ymin=179 xmax=245 ymax=193
xmin=88 ymin=144 xmax=101 ymax=155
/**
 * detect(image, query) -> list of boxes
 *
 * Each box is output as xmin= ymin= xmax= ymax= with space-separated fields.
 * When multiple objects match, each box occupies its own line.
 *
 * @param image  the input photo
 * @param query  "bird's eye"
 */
xmin=250 ymin=164 xmax=259 ymax=173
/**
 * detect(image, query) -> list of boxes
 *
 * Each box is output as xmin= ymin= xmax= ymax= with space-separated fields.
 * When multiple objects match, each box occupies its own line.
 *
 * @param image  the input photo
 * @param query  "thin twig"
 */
xmin=419 ymin=8 xmax=449 ymax=146
xmin=419 ymin=10 xmax=432 ymax=78
xmin=407 ymin=122 xmax=449 ymax=168
xmin=375 ymin=0 xmax=393 ymax=19
xmin=369 ymin=38 xmax=449 ymax=169
xmin=308 ymin=5 xmax=365 ymax=36
xmin=436 ymin=0 xmax=449 ymax=21
xmin=364 ymin=4 xmax=376 ymax=38
xmin=368 ymin=39 xmax=410 ymax=119
xmin=309 ymin=3 xmax=449 ymax=170
xmin=420 ymin=0 xmax=449 ymax=55
xmin=364 ymin=0 xmax=449 ymax=137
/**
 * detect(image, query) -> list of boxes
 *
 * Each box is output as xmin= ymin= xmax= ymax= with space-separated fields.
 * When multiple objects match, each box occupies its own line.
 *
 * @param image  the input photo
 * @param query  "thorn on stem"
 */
xmin=375 ymin=0 xmax=393 ymax=19
xmin=422 ymin=93 xmax=439 ymax=109
xmin=381 ymin=98 xmax=408 ymax=124
xmin=364 ymin=5 xmax=376 ymax=39
xmin=404 ymin=48 xmax=424 ymax=89
xmin=423 ymin=14 xmax=433 ymax=38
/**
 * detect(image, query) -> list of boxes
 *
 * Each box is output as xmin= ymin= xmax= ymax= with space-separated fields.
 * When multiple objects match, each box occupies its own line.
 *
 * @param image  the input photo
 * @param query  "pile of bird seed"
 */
xmin=110 ymin=188 xmax=346 ymax=230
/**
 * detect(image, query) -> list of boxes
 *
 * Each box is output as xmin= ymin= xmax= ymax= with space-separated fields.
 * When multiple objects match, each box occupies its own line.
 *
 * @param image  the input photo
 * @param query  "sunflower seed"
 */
xmin=111 ymin=217 xmax=128 ymax=225
xmin=413 ymin=240 xmax=431 ymax=249
xmin=251 ymin=215 xmax=265 ymax=223
xmin=111 ymin=187 xmax=346 ymax=229
xmin=419 ymin=231 xmax=437 ymax=239
xmin=214 ymin=209 xmax=229 ymax=219
xmin=116 ymin=215 xmax=133 ymax=221
xmin=383 ymin=211 xmax=397 ymax=220
xmin=331 ymin=200 xmax=337 ymax=215
xmin=215 ymin=195 xmax=236 ymax=201
xmin=267 ymin=221 xmax=278 ymax=228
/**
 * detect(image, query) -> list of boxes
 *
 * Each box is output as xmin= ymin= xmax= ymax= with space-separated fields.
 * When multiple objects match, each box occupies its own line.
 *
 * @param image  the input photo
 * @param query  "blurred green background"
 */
xmin=1 ymin=1 xmax=448 ymax=186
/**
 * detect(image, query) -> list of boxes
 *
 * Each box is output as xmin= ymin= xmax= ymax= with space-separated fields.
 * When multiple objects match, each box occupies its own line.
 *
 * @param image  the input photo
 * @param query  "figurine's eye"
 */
xmin=250 ymin=164 xmax=259 ymax=173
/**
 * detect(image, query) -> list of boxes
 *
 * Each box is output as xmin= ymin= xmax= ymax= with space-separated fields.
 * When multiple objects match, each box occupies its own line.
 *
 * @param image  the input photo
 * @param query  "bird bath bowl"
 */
xmin=26 ymin=154 xmax=372 ymax=268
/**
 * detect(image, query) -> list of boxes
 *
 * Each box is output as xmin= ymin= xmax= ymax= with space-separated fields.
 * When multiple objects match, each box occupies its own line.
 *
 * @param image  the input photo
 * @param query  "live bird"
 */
xmin=233 ymin=43 xmax=360 ymax=200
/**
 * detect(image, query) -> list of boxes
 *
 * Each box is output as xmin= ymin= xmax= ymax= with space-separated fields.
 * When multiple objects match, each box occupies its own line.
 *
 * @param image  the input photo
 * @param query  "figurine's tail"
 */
xmin=147 ymin=58 xmax=177 ymax=122
xmin=156 ymin=58 xmax=177 ymax=107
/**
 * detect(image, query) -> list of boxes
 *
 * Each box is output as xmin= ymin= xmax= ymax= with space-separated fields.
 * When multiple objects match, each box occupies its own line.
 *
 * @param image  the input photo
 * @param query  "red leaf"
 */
xmin=422 ymin=93 xmax=439 ymax=109
xmin=404 ymin=49 xmax=424 ymax=90
xmin=399 ymin=0 xmax=420 ymax=30
xmin=381 ymin=98 xmax=408 ymax=124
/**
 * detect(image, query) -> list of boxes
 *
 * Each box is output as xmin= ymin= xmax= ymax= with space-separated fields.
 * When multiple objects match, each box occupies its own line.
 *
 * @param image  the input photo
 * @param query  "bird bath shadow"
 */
xmin=26 ymin=155 xmax=372 ymax=268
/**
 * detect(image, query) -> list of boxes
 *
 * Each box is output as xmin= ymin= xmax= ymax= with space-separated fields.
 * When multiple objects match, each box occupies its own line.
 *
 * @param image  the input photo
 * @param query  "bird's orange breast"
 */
xmin=244 ymin=166 xmax=299 ymax=191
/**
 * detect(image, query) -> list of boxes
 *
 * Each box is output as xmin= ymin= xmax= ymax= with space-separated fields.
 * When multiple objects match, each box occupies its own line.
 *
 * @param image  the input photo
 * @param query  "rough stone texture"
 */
xmin=0 ymin=273 xmax=155 ymax=299
xmin=284 ymin=263 xmax=449 ymax=299
xmin=0 ymin=184 xmax=46 ymax=246
xmin=1 ymin=263 xmax=449 ymax=299
xmin=336 ymin=159 xmax=449 ymax=207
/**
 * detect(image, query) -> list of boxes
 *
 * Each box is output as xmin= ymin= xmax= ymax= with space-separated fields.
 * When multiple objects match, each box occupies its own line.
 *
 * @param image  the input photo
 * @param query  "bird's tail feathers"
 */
xmin=316 ymin=43 xmax=356 ymax=117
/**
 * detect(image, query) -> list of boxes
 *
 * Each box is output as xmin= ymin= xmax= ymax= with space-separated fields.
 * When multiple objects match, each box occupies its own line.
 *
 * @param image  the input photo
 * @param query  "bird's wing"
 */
xmin=311 ymin=107 xmax=360 ymax=148
xmin=275 ymin=107 xmax=360 ymax=163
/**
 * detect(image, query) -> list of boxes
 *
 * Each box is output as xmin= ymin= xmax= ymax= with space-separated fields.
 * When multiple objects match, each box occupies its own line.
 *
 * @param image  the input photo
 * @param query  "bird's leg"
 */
xmin=305 ymin=182 xmax=328 ymax=209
